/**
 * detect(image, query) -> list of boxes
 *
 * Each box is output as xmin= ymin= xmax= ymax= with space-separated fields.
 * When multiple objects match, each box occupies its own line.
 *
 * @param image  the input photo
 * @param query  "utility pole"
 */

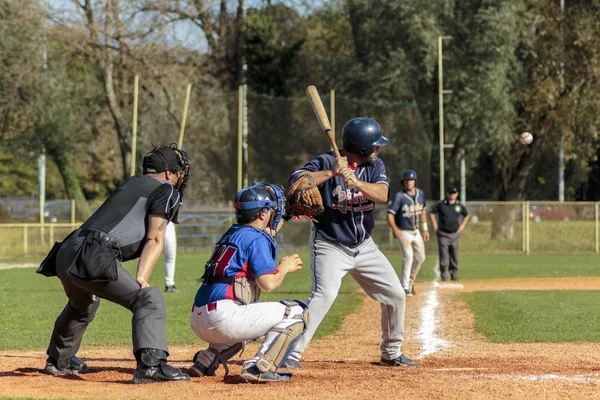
xmin=438 ymin=36 xmax=453 ymax=200
xmin=240 ymin=0 xmax=248 ymax=188
xmin=558 ymin=0 xmax=565 ymax=202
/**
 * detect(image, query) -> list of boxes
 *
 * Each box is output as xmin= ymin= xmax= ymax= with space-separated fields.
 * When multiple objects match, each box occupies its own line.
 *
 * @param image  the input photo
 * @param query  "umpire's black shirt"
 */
xmin=431 ymin=200 xmax=468 ymax=233
xmin=81 ymin=175 xmax=180 ymax=261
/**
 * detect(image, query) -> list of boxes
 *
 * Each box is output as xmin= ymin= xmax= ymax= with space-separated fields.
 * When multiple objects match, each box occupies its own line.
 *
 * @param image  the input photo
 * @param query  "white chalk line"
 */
xmin=0 ymin=263 xmax=37 ymax=270
xmin=416 ymin=259 xmax=451 ymax=359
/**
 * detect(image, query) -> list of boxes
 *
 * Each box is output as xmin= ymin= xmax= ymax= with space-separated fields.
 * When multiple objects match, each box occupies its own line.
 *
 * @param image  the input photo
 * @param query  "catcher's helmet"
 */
xmin=341 ymin=117 xmax=390 ymax=156
xmin=401 ymin=169 xmax=417 ymax=181
xmin=234 ymin=182 xmax=285 ymax=226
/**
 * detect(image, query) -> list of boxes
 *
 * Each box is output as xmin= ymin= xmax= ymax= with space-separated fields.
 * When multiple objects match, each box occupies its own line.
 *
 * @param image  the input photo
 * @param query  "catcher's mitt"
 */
xmin=286 ymin=174 xmax=324 ymax=218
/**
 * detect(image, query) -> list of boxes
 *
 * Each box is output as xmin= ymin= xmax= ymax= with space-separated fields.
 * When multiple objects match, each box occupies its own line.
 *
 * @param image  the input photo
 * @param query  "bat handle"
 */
xmin=326 ymin=129 xmax=341 ymax=158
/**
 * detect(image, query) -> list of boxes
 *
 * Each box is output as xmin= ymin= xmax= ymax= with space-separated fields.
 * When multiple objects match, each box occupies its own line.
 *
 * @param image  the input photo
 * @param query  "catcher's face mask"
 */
xmin=251 ymin=182 xmax=286 ymax=231
xmin=172 ymin=147 xmax=191 ymax=200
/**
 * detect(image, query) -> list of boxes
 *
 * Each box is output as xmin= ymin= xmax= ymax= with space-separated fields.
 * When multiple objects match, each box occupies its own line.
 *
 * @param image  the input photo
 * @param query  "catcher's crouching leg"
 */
xmin=190 ymin=343 xmax=244 ymax=378
xmin=240 ymin=300 xmax=309 ymax=382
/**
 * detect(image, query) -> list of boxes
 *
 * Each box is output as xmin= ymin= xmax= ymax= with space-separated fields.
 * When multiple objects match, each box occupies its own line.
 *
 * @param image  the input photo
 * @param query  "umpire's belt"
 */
xmin=78 ymin=229 xmax=119 ymax=248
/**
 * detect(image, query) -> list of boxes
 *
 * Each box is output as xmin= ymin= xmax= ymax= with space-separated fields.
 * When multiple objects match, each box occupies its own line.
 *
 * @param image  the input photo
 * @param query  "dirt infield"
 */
xmin=2 ymin=278 xmax=600 ymax=399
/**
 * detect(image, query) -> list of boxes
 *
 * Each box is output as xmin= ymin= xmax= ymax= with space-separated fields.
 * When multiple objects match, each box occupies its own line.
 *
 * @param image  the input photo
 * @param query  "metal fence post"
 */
xmin=594 ymin=203 xmax=600 ymax=254
xmin=525 ymin=201 xmax=530 ymax=255
xmin=522 ymin=201 xmax=526 ymax=253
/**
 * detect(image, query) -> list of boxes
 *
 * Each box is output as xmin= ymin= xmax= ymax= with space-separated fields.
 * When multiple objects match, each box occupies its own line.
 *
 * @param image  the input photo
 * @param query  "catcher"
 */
xmin=189 ymin=182 xmax=307 ymax=382
xmin=283 ymin=117 xmax=419 ymax=368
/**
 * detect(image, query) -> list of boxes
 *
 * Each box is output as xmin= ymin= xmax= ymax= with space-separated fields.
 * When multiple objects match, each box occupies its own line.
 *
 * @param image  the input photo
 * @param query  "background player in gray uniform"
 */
xmin=430 ymin=186 xmax=469 ymax=281
xmin=37 ymin=145 xmax=191 ymax=384
xmin=387 ymin=170 xmax=429 ymax=296
xmin=284 ymin=117 xmax=418 ymax=368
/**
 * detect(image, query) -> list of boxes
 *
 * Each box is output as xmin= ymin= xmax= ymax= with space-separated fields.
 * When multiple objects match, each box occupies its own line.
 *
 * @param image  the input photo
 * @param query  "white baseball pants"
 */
xmin=397 ymin=229 xmax=426 ymax=291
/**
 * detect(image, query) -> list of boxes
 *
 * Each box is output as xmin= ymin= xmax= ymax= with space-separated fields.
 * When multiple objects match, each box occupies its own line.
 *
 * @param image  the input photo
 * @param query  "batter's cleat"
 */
xmin=404 ymin=289 xmax=413 ymax=297
xmin=165 ymin=285 xmax=181 ymax=293
xmin=132 ymin=361 xmax=191 ymax=384
xmin=240 ymin=366 xmax=291 ymax=382
xmin=281 ymin=359 xmax=302 ymax=369
xmin=380 ymin=354 xmax=420 ymax=367
xmin=44 ymin=355 xmax=88 ymax=376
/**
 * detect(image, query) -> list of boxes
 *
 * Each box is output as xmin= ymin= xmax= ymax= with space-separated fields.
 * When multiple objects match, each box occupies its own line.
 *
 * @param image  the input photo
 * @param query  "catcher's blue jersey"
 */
xmin=388 ymin=189 xmax=427 ymax=230
xmin=194 ymin=224 xmax=278 ymax=307
xmin=290 ymin=152 xmax=389 ymax=246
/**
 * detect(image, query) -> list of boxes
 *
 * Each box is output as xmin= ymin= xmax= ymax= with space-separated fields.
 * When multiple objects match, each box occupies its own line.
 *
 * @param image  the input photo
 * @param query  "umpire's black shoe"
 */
xmin=132 ymin=361 xmax=191 ymax=384
xmin=451 ymin=274 xmax=458 ymax=281
xmin=44 ymin=355 xmax=88 ymax=376
xmin=380 ymin=354 xmax=420 ymax=367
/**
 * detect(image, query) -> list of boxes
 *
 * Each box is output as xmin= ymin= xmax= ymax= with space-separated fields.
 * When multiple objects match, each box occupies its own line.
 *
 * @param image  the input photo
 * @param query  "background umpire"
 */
xmin=429 ymin=186 xmax=469 ymax=281
xmin=38 ymin=145 xmax=191 ymax=384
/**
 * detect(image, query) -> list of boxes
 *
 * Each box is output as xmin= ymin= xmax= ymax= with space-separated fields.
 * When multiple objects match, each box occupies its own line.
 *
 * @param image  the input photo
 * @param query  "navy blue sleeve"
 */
xmin=388 ymin=192 xmax=402 ymax=214
xmin=371 ymin=159 xmax=390 ymax=185
xmin=289 ymin=153 xmax=334 ymax=185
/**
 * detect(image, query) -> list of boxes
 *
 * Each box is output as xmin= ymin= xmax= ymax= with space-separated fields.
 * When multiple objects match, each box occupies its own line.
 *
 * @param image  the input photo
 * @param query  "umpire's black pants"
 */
xmin=47 ymin=233 xmax=168 ymax=363
xmin=437 ymin=230 xmax=460 ymax=279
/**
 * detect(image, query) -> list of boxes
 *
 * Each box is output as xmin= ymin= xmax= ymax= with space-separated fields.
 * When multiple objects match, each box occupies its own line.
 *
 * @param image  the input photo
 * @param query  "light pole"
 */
xmin=558 ymin=0 xmax=565 ymax=202
xmin=438 ymin=35 xmax=453 ymax=200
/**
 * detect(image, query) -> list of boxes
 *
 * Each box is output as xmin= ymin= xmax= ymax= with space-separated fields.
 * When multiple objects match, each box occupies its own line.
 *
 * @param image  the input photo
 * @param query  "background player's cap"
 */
xmin=447 ymin=186 xmax=459 ymax=193
xmin=142 ymin=146 xmax=182 ymax=174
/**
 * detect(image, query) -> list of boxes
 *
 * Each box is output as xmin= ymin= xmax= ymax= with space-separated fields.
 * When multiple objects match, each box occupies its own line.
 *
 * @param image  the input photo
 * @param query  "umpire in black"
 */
xmin=429 ymin=186 xmax=469 ymax=281
xmin=38 ymin=145 xmax=191 ymax=384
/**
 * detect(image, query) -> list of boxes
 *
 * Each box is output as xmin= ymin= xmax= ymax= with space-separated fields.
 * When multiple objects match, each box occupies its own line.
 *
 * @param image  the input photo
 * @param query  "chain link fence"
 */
xmin=0 ymin=200 xmax=598 ymax=258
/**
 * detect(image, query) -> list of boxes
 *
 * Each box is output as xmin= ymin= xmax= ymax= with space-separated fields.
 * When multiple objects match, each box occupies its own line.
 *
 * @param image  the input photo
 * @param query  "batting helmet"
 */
xmin=341 ymin=117 xmax=390 ymax=156
xmin=234 ymin=182 xmax=285 ymax=226
xmin=401 ymin=170 xmax=417 ymax=182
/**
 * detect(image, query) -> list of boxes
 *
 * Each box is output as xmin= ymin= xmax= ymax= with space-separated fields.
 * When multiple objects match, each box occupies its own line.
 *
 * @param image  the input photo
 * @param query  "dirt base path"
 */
xmin=2 ymin=278 xmax=600 ymax=399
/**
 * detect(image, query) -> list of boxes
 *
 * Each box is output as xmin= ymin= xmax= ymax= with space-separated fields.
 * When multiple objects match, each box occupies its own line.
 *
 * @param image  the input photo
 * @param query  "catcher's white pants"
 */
xmin=289 ymin=231 xmax=406 ymax=362
xmin=163 ymin=222 xmax=177 ymax=287
xmin=397 ymin=229 xmax=426 ymax=291
xmin=190 ymin=299 xmax=305 ymax=368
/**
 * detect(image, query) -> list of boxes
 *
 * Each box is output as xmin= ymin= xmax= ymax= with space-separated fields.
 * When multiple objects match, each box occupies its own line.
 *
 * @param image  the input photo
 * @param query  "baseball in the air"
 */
xmin=520 ymin=132 xmax=533 ymax=145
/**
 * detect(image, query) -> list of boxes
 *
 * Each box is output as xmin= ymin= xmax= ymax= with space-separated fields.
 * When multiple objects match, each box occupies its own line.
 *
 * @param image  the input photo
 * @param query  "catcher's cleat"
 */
xmin=165 ymin=285 xmax=181 ymax=293
xmin=281 ymin=359 xmax=302 ymax=369
xmin=132 ymin=361 xmax=191 ymax=384
xmin=240 ymin=365 xmax=291 ymax=382
xmin=380 ymin=354 xmax=420 ymax=367
xmin=44 ymin=355 xmax=88 ymax=376
xmin=189 ymin=360 xmax=216 ymax=377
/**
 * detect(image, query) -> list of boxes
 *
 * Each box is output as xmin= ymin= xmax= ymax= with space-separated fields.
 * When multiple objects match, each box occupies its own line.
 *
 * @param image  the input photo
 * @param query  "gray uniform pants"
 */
xmin=47 ymin=233 xmax=168 ymax=363
xmin=290 ymin=232 xmax=406 ymax=361
xmin=437 ymin=231 xmax=460 ymax=279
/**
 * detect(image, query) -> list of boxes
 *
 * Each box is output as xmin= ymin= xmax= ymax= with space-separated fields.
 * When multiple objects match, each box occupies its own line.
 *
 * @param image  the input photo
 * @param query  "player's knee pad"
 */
xmin=203 ymin=343 xmax=244 ymax=377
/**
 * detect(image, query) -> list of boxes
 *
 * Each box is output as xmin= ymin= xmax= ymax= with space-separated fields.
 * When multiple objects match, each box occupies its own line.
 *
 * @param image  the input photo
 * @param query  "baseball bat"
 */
xmin=306 ymin=85 xmax=341 ymax=158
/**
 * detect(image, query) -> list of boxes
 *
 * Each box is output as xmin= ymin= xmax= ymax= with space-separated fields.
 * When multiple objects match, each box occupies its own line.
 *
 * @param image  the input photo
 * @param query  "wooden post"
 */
xmin=71 ymin=199 xmax=76 ymax=225
xmin=49 ymin=224 xmax=54 ymax=246
xmin=330 ymin=89 xmax=335 ymax=140
xmin=522 ymin=202 xmax=526 ymax=253
xmin=24 ymin=225 xmax=28 ymax=255
xmin=178 ymin=83 xmax=192 ymax=149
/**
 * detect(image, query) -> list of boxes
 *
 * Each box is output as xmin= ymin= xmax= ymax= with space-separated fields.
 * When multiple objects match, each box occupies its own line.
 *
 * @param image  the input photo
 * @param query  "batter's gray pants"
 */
xmin=290 ymin=233 xmax=406 ymax=361
xmin=437 ymin=231 xmax=460 ymax=279
xmin=47 ymin=234 xmax=168 ymax=364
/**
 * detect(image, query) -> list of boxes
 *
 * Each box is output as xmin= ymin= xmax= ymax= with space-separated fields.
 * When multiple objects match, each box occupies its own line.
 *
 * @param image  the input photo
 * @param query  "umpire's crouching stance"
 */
xmin=37 ymin=145 xmax=191 ymax=384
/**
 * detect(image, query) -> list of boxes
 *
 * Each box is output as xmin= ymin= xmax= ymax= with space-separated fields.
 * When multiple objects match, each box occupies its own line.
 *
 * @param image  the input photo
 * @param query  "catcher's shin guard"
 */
xmin=255 ymin=300 xmax=309 ymax=374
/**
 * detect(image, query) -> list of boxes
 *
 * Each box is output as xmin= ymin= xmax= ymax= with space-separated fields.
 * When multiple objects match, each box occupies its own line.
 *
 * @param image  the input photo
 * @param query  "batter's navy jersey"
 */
xmin=194 ymin=225 xmax=279 ymax=307
xmin=388 ymin=189 xmax=427 ymax=230
xmin=290 ymin=152 xmax=389 ymax=246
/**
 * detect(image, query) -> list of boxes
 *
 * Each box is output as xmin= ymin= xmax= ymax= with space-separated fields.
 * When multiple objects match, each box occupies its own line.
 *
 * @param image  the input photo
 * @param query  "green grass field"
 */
xmin=1 ymin=250 xmax=600 ymax=350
